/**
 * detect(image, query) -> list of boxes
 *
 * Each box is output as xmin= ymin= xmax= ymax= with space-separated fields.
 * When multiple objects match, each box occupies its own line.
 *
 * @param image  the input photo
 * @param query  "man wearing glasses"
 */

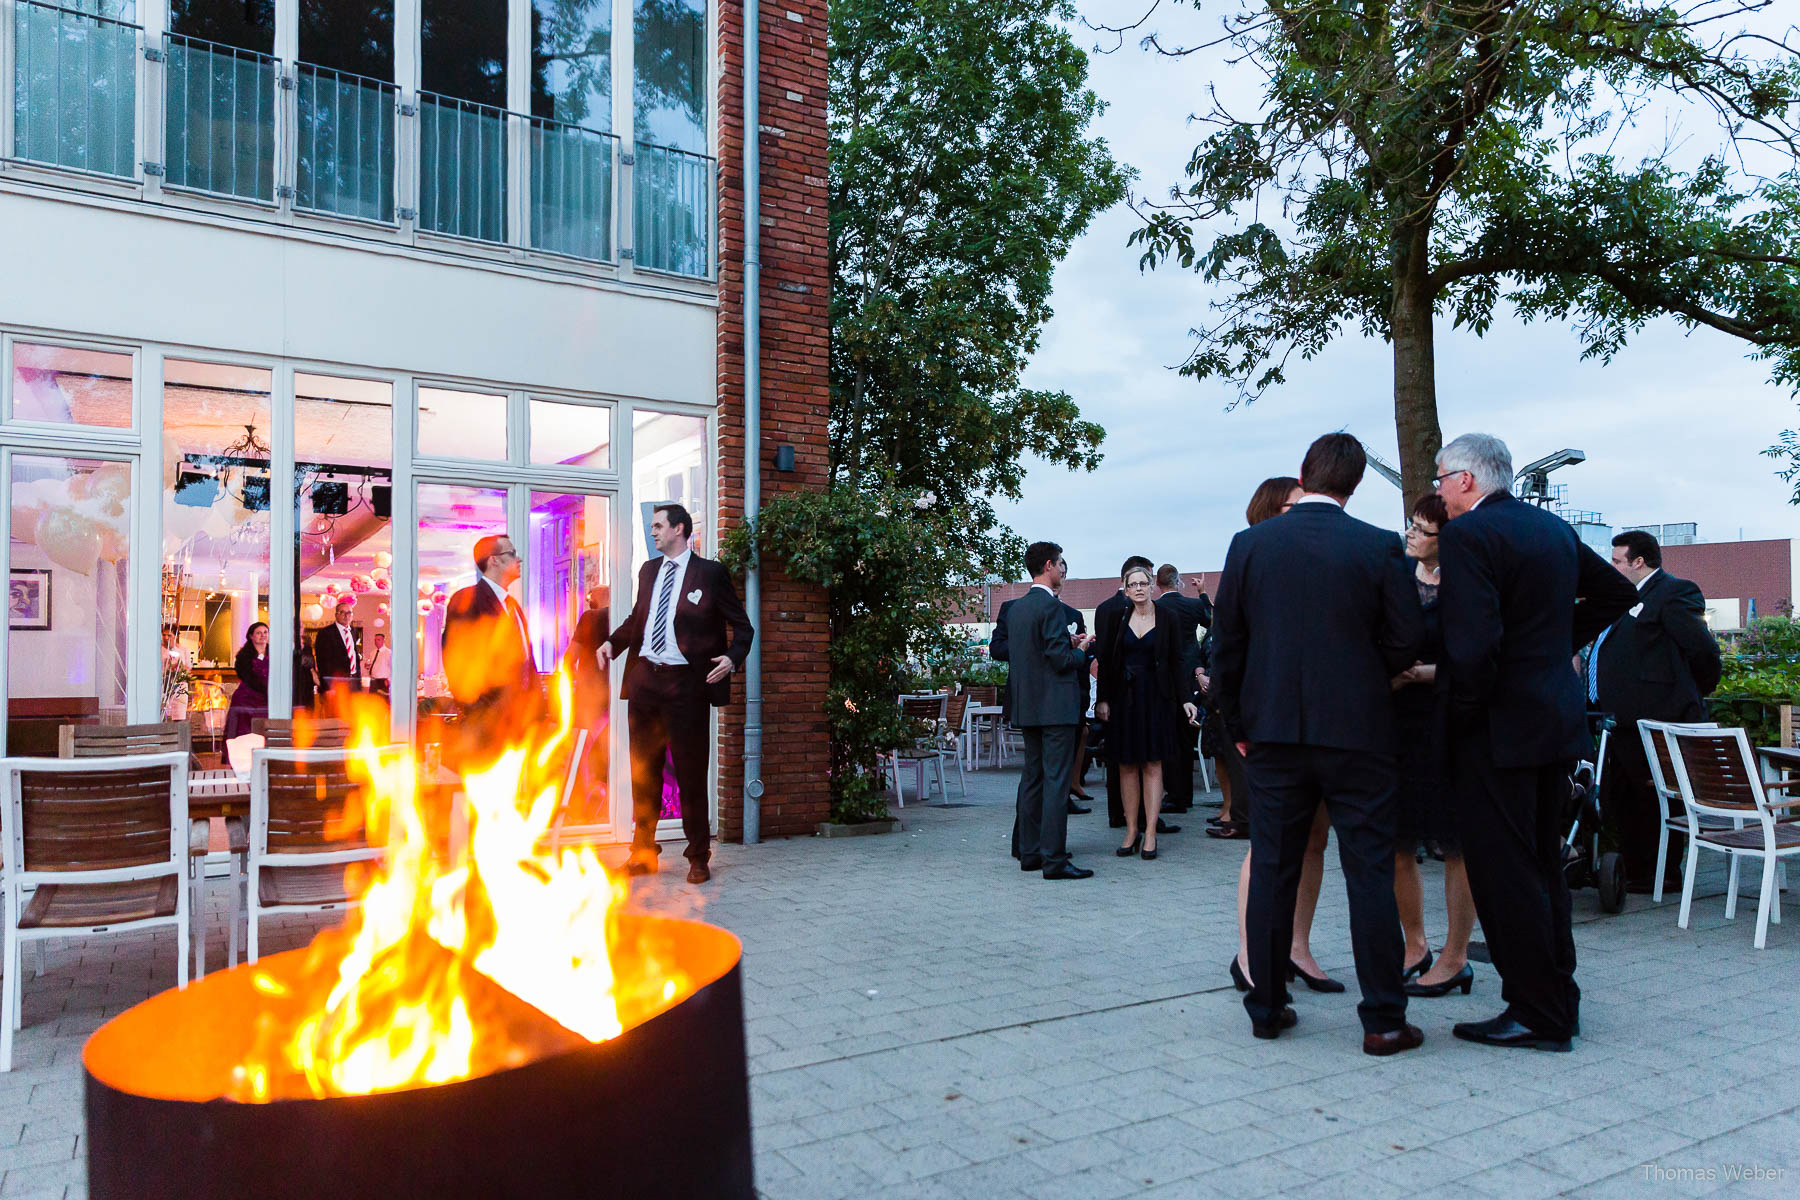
xmin=443 ymin=535 xmax=545 ymax=762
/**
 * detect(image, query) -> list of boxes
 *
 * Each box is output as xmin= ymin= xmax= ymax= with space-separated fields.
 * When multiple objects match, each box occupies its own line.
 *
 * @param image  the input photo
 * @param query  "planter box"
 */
xmin=817 ymin=818 xmax=899 ymax=838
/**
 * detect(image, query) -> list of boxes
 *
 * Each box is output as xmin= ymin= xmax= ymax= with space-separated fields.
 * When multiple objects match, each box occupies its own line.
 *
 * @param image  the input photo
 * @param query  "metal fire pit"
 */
xmin=83 ymin=915 xmax=753 ymax=1200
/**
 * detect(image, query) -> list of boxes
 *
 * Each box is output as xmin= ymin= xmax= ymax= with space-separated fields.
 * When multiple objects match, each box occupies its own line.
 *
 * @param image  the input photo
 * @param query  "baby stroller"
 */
xmin=1563 ymin=712 xmax=1627 ymax=914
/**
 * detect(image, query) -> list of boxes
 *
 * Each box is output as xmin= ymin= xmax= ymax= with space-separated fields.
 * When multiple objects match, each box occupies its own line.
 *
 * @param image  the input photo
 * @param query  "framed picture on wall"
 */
xmin=9 ymin=569 xmax=52 ymax=631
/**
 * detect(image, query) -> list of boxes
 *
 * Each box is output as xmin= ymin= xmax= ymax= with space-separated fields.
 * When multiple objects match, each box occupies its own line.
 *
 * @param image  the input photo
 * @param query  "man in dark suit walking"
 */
xmin=1155 ymin=565 xmax=1212 ymax=813
xmin=994 ymin=586 xmax=1091 ymax=817
xmin=443 ymin=534 xmax=545 ymax=763
xmin=1213 ymin=433 xmax=1425 ymax=1054
xmin=1007 ymin=541 xmax=1094 ymax=880
xmin=600 ymin=504 xmax=754 ymax=884
xmin=1437 ymin=433 xmax=1637 ymax=1051
xmin=1590 ymin=530 xmax=1722 ymax=892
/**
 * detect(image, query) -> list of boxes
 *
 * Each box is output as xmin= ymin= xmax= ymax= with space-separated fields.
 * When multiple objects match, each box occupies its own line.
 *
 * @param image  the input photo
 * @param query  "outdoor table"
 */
xmin=966 ymin=705 xmax=1005 ymax=769
xmin=188 ymin=765 xmax=466 ymax=851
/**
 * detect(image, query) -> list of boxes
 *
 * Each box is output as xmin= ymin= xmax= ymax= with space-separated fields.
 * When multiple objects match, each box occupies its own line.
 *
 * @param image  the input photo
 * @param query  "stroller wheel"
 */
xmin=1598 ymin=852 xmax=1626 ymax=914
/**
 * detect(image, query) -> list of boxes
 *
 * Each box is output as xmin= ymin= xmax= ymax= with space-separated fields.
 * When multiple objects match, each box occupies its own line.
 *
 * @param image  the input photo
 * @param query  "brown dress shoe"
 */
xmin=625 ymin=851 xmax=659 ymax=877
xmin=686 ymin=861 xmax=711 ymax=884
xmin=1363 ymin=1024 xmax=1425 ymax=1057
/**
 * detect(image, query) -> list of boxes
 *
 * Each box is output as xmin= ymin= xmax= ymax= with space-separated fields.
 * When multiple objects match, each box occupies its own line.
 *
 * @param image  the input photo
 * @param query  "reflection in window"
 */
xmin=417 ymin=386 xmax=507 ymax=459
xmin=529 ymin=489 xmax=610 ymax=830
xmin=11 ymin=0 xmax=140 ymax=178
xmin=420 ymin=0 xmax=508 ymax=241
xmin=633 ymin=0 xmax=704 ymax=152
xmin=9 ymin=343 xmax=133 ymax=429
xmin=162 ymin=360 xmax=272 ymax=756
xmin=630 ymin=410 xmax=705 ymax=579
xmin=532 ymin=0 xmax=611 ymax=130
xmin=530 ymin=399 xmax=611 ymax=469
xmin=7 ymin=455 xmax=132 ymax=755
xmin=168 ymin=0 xmax=273 ymax=51
xmin=296 ymin=0 xmax=397 ymax=221
xmin=415 ymin=483 xmax=506 ymax=702
xmin=165 ymin=0 xmax=277 ymax=201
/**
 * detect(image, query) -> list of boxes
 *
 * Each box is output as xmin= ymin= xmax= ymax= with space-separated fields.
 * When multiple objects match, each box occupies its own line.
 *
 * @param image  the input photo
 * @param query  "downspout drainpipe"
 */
xmin=740 ymin=0 xmax=764 ymax=844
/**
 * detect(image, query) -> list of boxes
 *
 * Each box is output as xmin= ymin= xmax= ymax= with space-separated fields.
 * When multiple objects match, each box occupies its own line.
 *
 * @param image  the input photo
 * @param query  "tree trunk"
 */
xmin=1391 ymin=221 xmax=1443 ymax=512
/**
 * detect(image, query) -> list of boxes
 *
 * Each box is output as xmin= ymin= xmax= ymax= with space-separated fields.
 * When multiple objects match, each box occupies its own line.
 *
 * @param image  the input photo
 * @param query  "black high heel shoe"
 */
xmin=1402 ymin=948 xmax=1434 ymax=983
xmin=1115 ymin=834 xmax=1142 ymax=857
xmin=1404 ymin=963 xmax=1474 ymax=997
xmin=1229 ymin=957 xmax=1250 ymax=992
xmin=1287 ymin=959 xmax=1347 ymax=994
xmin=1140 ymin=840 xmax=1158 ymax=861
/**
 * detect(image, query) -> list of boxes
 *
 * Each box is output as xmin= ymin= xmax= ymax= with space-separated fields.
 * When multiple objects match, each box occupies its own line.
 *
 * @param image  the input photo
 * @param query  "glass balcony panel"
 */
xmin=295 ymin=63 xmax=396 ymax=223
xmin=418 ymin=92 xmax=507 ymax=243
xmin=11 ymin=0 xmax=139 ymax=179
xmin=632 ymin=141 xmax=710 ymax=278
xmin=163 ymin=32 xmax=277 ymax=202
xmin=529 ymin=119 xmax=614 ymax=261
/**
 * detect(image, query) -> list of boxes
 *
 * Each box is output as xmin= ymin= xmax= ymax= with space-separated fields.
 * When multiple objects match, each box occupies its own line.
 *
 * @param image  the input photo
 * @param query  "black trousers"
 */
xmin=1602 ymin=733 xmax=1678 ymax=886
xmin=1243 ymin=743 xmax=1407 ymax=1035
xmin=1163 ymin=717 xmax=1197 ymax=810
xmin=1452 ymin=731 xmax=1579 ymax=1039
xmin=1105 ymin=729 xmax=1125 ymax=827
xmin=1015 ymin=725 xmax=1078 ymax=870
xmin=627 ymin=665 xmax=712 ymax=862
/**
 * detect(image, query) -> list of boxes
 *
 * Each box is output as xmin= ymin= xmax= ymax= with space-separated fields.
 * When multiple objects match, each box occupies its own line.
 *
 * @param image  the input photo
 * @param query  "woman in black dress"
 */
xmin=1096 ymin=564 xmax=1197 ymax=859
xmin=224 ymin=622 xmax=271 ymax=739
xmin=1390 ymin=493 xmax=1477 ymax=997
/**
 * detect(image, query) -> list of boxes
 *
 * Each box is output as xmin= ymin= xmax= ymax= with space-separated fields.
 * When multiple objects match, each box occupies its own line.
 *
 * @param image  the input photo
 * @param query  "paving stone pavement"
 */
xmin=3 ymin=763 xmax=1795 ymax=1199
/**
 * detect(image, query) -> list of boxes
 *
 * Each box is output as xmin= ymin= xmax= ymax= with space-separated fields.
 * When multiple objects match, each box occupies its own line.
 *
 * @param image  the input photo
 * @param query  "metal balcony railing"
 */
xmin=163 ymin=32 xmax=277 ymax=202
xmin=633 ymin=141 xmax=711 ymax=278
xmin=10 ymin=0 xmax=139 ymax=178
xmin=418 ymin=90 xmax=506 ymax=244
xmin=528 ymin=116 xmax=616 ymax=262
xmin=295 ymin=62 xmax=396 ymax=223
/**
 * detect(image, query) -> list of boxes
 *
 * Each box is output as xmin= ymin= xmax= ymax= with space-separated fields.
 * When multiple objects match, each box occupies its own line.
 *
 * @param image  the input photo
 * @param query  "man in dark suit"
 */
xmin=1590 ymin=530 xmax=1722 ymax=892
xmin=1213 ymin=433 xmax=1425 ymax=1054
xmin=1437 ymin=433 xmax=1638 ymax=1052
xmin=1095 ymin=556 xmax=1154 ymax=829
xmin=996 ymin=586 xmax=1091 ymax=825
xmin=313 ymin=597 xmax=363 ymax=708
xmin=443 ymin=534 xmax=545 ymax=763
xmin=600 ymin=504 xmax=754 ymax=884
xmin=1155 ymin=565 xmax=1212 ymax=813
xmin=1007 ymin=541 xmax=1094 ymax=879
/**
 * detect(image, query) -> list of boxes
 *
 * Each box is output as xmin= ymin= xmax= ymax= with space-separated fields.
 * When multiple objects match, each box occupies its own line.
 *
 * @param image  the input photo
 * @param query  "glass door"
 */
xmin=527 ymin=487 xmax=611 ymax=838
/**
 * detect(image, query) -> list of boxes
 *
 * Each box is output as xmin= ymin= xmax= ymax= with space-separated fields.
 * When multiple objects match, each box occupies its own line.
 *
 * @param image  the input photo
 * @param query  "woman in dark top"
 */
xmin=1096 ymin=564 xmax=1197 ymax=859
xmin=224 ymin=621 xmax=271 ymax=739
xmin=1390 ymin=493 xmax=1477 ymax=997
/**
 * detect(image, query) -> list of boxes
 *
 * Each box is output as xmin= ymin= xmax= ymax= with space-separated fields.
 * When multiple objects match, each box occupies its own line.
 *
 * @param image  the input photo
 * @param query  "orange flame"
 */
xmin=233 ymin=674 xmax=686 ymax=1101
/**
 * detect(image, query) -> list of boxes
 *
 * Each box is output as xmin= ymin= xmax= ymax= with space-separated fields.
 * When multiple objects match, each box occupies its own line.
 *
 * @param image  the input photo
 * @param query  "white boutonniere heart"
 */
xmin=687 ymin=589 xmax=703 ymax=604
xmin=1066 ymin=622 xmax=1077 ymax=635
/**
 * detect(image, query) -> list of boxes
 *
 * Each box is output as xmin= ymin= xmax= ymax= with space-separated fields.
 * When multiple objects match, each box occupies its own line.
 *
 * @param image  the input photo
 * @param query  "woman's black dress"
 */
xmin=1394 ymin=567 xmax=1455 ymax=854
xmin=224 ymin=647 xmax=269 ymax=739
xmin=1112 ymin=622 xmax=1177 ymax=766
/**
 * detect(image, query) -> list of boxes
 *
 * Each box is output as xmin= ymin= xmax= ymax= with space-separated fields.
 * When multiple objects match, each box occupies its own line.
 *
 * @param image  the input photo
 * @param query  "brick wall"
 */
xmin=1662 ymin=539 xmax=1793 ymax=627
xmin=714 ymin=0 xmax=832 ymax=837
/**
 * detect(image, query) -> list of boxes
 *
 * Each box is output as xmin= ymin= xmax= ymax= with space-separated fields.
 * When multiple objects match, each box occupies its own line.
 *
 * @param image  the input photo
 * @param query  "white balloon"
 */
xmin=302 ymin=603 xmax=324 ymax=624
xmin=374 ymin=551 xmax=393 ymax=569
xmin=36 ymin=508 xmax=101 ymax=575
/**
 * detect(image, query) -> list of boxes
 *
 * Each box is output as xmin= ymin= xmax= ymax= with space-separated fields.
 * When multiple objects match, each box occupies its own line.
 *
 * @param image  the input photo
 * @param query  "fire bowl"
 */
xmin=83 ymin=916 xmax=754 ymax=1200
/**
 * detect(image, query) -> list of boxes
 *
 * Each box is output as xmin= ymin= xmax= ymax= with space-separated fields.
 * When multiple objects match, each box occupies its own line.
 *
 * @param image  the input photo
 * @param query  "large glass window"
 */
xmin=7 ymin=454 xmax=133 ymax=755
xmin=528 ymin=0 xmax=616 ymax=261
xmin=9 ymin=342 xmax=133 ymax=429
xmin=419 ymin=0 xmax=509 ymax=241
xmin=417 ymin=386 xmax=507 ymax=459
xmin=165 ymin=0 xmax=278 ymax=201
xmin=11 ymin=0 xmax=140 ymax=179
xmin=296 ymin=0 xmax=398 ymax=222
xmin=632 ymin=0 xmax=709 ymax=274
xmin=629 ymin=409 xmax=704 ymax=577
xmin=162 ymin=360 xmax=272 ymax=754
xmin=528 ymin=489 xmax=609 ymax=829
xmin=415 ymin=481 xmax=506 ymax=705
xmin=530 ymin=398 xmax=610 ymax=469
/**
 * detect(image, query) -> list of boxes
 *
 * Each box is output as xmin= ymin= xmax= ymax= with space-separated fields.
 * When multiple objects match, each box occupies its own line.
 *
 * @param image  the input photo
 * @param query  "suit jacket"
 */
xmin=442 ymin=580 xmax=541 ymax=710
xmin=1594 ymin=570 xmax=1721 ymax=728
xmin=1097 ymin=604 xmax=1194 ymax=712
xmin=1093 ymin=590 xmax=1129 ymax=671
xmin=564 ymin=607 xmax=612 ymax=726
xmin=1213 ymin=502 xmax=1424 ymax=754
xmin=1003 ymin=586 xmax=1087 ymax=727
xmin=1439 ymin=492 xmax=1638 ymax=767
xmin=313 ymin=622 xmax=362 ymax=689
xmin=991 ymin=597 xmax=1083 ymax=719
xmin=606 ymin=554 xmax=754 ymax=708
xmin=1155 ymin=590 xmax=1213 ymax=677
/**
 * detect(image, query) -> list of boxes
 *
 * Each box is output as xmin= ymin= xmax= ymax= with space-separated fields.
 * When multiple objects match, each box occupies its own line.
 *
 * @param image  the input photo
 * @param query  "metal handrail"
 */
xmin=294 ymin=59 xmax=397 ymax=223
xmin=15 ymin=0 xmax=139 ymax=32
xmin=417 ymin=88 xmax=508 ymax=243
xmin=528 ymin=115 xmax=617 ymax=262
xmin=163 ymin=30 xmax=278 ymax=203
xmin=633 ymin=140 xmax=714 ymax=278
xmin=10 ymin=0 xmax=142 ymax=178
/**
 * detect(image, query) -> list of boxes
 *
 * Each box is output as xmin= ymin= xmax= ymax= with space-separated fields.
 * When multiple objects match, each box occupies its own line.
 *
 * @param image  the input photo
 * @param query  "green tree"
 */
xmin=1122 ymin=0 xmax=1800 ymax=501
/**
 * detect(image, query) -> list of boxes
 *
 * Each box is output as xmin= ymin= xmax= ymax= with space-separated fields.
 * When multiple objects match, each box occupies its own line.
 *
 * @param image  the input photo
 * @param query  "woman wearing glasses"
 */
xmin=1391 ymin=493 xmax=1478 ymax=997
xmin=1096 ymin=564 xmax=1198 ymax=859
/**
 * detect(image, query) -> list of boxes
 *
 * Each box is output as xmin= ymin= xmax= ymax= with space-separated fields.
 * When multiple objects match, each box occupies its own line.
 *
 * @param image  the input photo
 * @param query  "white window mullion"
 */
xmin=268 ymin=362 xmax=296 ymax=717
xmin=507 ymin=0 xmax=529 ymax=249
xmin=614 ymin=0 xmax=634 ymax=273
xmin=130 ymin=348 xmax=165 ymax=724
xmin=395 ymin=0 xmax=421 ymax=231
xmin=390 ymin=374 xmax=417 ymax=742
xmin=140 ymin=0 xmax=168 ymax=194
xmin=0 ymin=0 xmax=17 ymax=162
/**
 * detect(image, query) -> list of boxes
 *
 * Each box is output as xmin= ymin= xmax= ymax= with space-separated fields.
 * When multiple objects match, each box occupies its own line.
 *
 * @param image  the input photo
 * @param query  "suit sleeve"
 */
xmin=1211 ymin=535 xmax=1249 ymax=740
xmin=1036 ymin=600 xmax=1085 ymax=677
xmin=1439 ymin=519 xmax=1504 ymax=724
xmin=1665 ymin=578 xmax=1723 ymax=696
xmin=1379 ymin=538 xmax=1427 ymax=676
xmin=1572 ymin=543 xmax=1638 ymax=652
xmin=713 ymin=564 xmax=755 ymax=667
xmin=604 ymin=568 xmax=648 ymax=656
xmin=989 ymin=603 xmax=1011 ymax=662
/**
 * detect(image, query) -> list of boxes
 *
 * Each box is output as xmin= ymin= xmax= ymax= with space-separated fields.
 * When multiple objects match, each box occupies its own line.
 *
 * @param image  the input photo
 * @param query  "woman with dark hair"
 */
xmin=1229 ymin=475 xmax=1345 ymax=994
xmin=1392 ymin=492 xmax=1478 ymax=997
xmin=1096 ymin=564 xmax=1198 ymax=859
xmin=224 ymin=621 xmax=271 ymax=739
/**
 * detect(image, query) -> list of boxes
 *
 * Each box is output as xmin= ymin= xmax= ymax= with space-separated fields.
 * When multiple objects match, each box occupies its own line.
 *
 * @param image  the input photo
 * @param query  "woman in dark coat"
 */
xmin=224 ymin=622 xmax=271 ymax=739
xmin=1096 ymin=564 xmax=1197 ymax=859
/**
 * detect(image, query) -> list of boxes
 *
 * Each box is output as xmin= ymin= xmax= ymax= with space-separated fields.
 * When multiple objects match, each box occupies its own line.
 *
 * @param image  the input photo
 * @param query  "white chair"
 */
xmin=939 ymin=694 xmax=970 ymax=801
xmin=887 ymin=696 xmax=949 ymax=807
xmin=1638 ymin=719 xmax=1722 ymax=904
xmin=0 ymin=752 xmax=191 ymax=1072
xmin=1666 ymin=727 xmax=1800 ymax=949
xmin=547 ymin=729 xmax=602 ymax=851
xmin=246 ymin=746 xmax=388 ymax=963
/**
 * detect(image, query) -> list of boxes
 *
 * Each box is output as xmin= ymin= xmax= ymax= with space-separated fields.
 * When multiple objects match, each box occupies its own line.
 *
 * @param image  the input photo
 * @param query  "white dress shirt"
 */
xmin=367 ymin=645 xmax=391 ymax=681
xmin=642 ymin=549 xmax=693 ymax=667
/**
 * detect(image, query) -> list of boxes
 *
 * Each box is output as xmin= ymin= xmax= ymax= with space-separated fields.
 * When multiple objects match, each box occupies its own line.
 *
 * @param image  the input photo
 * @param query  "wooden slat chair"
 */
xmin=246 ymin=747 xmax=386 ymax=963
xmin=885 ymin=696 xmax=948 ymax=807
xmin=1638 ymin=719 xmax=1724 ymax=904
xmin=1666 ymin=727 xmax=1800 ymax=949
xmin=0 ymin=752 xmax=190 ymax=1071
xmin=252 ymin=718 xmax=352 ymax=749
xmin=58 ymin=721 xmax=235 ymax=977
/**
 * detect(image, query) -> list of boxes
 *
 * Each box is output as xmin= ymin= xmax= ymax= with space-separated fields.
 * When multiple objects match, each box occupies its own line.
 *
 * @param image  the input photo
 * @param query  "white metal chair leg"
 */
xmin=191 ymin=867 xmax=206 ymax=982
xmin=1653 ymin=827 xmax=1670 ymax=904
xmin=228 ymin=853 xmax=244 ymax=967
xmin=1678 ymin=842 xmax=1698 ymax=929
xmin=1726 ymin=855 xmax=1742 ymax=919
xmin=28 ymin=941 xmax=41 ymax=980
xmin=1 ymin=927 xmax=15 ymax=1073
xmin=1755 ymin=856 xmax=1776 ymax=949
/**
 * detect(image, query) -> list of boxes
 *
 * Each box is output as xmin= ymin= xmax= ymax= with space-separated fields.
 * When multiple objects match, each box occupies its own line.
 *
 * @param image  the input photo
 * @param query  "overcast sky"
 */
xmin=994 ymin=2 xmax=1800 ymax=577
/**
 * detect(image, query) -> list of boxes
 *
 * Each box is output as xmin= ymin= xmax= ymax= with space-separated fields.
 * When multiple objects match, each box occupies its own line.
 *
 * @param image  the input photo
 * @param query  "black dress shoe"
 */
xmin=1156 ymin=818 xmax=1181 ymax=834
xmin=686 ymin=861 xmax=711 ymax=885
xmin=1229 ymin=957 xmax=1250 ymax=992
xmin=1452 ymin=1013 xmax=1572 ymax=1052
xmin=624 ymin=853 xmax=659 ymax=878
xmin=1251 ymin=1006 xmax=1297 ymax=1039
xmin=1405 ymin=963 xmax=1474 ymax=998
xmin=1363 ymin=1024 xmax=1424 ymax=1057
xmin=1019 ymin=855 xmax=1043 ymax=871
xmin=1402 ymin=948 xmax=1434 ymax=982
xmin=1042 ymin=863 xmax=1094 ymax=880
xmin=1288 ymin=959 xmax=1346 ymax=993
xmin=1066 ymin=802 xmax=1091 ymax=815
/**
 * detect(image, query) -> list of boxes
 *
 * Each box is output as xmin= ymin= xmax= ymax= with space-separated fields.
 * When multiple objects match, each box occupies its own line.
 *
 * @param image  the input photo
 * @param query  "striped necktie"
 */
xmin=650 ymin=559 xmax=678 ymax=655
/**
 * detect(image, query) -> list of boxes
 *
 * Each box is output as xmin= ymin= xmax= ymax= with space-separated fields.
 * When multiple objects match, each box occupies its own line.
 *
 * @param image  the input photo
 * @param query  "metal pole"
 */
xmin=740 ymin=0 xmax=764 ymax=843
